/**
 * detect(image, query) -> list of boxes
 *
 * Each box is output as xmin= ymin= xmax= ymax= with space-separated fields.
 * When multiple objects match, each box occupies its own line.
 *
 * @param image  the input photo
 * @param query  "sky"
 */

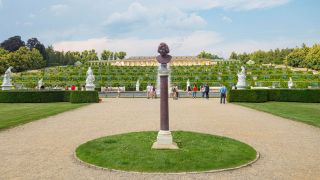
xmin=0 ymin=0 xmax=319 ymax=58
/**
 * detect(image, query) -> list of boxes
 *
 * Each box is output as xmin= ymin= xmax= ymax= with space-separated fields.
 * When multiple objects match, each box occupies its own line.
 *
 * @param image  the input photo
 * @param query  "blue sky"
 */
xmin=0 ymin=0 xmax=319 ymax=57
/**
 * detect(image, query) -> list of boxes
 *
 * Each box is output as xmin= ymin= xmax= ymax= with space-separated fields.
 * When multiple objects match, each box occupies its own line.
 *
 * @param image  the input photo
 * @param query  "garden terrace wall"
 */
xmin=227 ymin=89 xmax=320 ymax=103
xmin=0 ymin=91 xmax=98 ymax=103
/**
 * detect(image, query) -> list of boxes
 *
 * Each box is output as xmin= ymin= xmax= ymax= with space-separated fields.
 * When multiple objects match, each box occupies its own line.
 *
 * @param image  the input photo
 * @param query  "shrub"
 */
xmin=228 ymin=89 xmax=320 ymax=103
xmin=70 ymin=91 xmax=99 ymax=103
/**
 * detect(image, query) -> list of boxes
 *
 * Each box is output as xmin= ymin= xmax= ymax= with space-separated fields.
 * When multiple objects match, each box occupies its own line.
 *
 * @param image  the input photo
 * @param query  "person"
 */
xmin=152 ymin=85 xmax=156 ymax=99
xmin=192 ymin=84 xmax=198 ymax=98
xmin=201 ymin=85 xmax=205 ymax=98
xmin=117 ymin=86 xmax=121 ymax=98
xmin=187 ymin=85 xmax=191 ymax=97
xmin=205 ymin=83 xmax=209 ymax=99
xmin=146 ymin=84 xmax=151 ymax=99
xmin=172 ymin=86 xmax=177 ymax=100
xmin=220 ymin=85 xmax=227 ymax=104
xmin=71 ymin=85 xmax=76 ymax=91
xmin=175 ymin=86 xmax=179 ymax=99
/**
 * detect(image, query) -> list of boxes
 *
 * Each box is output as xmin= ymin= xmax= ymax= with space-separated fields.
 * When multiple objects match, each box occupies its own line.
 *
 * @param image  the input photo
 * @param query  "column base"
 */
xmin=1 ymin=85 xmax=13 ymax=91
xmin=85 ymin=85 xmax=95 ymax=91
xmin=152 ymin=130 xmax=179 ymax=149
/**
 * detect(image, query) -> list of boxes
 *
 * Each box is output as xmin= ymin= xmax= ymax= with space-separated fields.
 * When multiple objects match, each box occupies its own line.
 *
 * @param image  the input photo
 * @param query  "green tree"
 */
xmin=0 ymin=36 xmax=25 ymax=52
xmin=101 ymin=50 xmax=113 ymax=60
xmin=117 ymin=51 xmax=127 ymax=59
xmin=27 ymin=38 xmax=46 ymax=60
xmin=305 ymin=44 xmax=320 ymax=70
xmin=229 ymin=52 xmax=238 ymax=60
xmin=286 ymin=46 xmax=309 ymax=67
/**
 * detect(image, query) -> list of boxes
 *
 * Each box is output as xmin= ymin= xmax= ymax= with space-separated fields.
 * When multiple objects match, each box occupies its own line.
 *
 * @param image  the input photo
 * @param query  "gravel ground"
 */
xmin=0 ymin=98 xmax=319 ymax=180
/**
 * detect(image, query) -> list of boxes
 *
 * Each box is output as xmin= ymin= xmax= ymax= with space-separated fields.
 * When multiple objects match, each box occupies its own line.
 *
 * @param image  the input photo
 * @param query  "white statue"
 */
xmin=2 ymin=66 xmax=13 ymax=86
xmin=85 ymin=67 xmax=95 ymax=91
xmin=38 ymin=78 xmax=43 ymax=89
xmin=187 ymin=79 xmax=190 ymax=89
xmin=136 ymin=79 xmax=140 ymax=91
xmin=236 ymin=66 xmax=246 ymax=89
xmin=288 ymin=77 xmax=293 ymax=89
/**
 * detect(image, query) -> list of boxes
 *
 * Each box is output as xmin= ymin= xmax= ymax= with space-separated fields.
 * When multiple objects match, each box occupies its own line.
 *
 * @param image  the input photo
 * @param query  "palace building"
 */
xmin=88 ymin=56 xmax=227 ymax=66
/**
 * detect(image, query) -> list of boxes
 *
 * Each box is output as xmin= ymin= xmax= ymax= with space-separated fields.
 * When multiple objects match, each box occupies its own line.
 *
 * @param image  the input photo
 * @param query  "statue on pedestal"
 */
xmin=236 ymin=66 xmax=247 ymax=89
xmin=2 ymin=67 xmax=13 ymax=90
xmin=288 ymin=77 xmax=293 ymax=89
xmin=85 ymin=67 xmax=95 ymax=91
xmin=136 ymin=79 xmax=140 ymax=92
xmin=38 ymin=78 xmax=43 ymax=89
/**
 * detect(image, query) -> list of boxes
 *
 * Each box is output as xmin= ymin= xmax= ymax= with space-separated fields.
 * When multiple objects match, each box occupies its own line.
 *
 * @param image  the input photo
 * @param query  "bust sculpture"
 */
xmin=156 ymin=43 xmax=172 ymax=64
xmin=2 ymin=66 xmax=13 ymax=86
xmin=236 ymin=66 xmax=247 ymax=89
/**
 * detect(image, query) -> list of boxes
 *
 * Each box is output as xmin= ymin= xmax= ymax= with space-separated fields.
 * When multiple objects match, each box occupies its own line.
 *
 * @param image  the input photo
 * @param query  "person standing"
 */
xmin=220 ymin=85 xmax=227 ymax=104
xmin=146 ymin=84 xmax=152 ymax=99
xmin=201 ymin=85 xmax=205 ymax=98
xmin=192 ymin=84 xmax=198 ymax=98
xmin=205 ymin=83 xmax=209 ymax=99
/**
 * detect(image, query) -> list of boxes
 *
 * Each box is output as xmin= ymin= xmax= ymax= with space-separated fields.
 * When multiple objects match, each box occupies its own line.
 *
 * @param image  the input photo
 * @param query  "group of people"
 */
xmin=146 ymin=84 xmax=156 ymax=99
xmin=187 ymin=84 xmax=227 ymax=104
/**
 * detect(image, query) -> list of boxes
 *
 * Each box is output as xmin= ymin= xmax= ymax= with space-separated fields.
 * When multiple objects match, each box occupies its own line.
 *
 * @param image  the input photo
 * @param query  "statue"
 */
xmin=156 ymin=43 xmax=172 ymax=64
xmin=288 ymin=77 xmax=293 ymax=89
xmin=187 ymin=79 xmax=190 ymax=89
xmin=38 ymin=78 xmax=43 ymax=89
xmin=136 ymin=79 xmax=140 ymax=91
xmin=2 ymin=66 xmax=13 ymax=86
xmin=85 ymin=67 xmax=95 ymax=91
xmin=236 ymin=66 xmax=247 ymax=89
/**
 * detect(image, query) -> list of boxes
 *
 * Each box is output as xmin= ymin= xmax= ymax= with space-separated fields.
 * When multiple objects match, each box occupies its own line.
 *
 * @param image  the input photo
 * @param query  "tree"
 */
xmin=0 ymin=48 xmax=9 ymax=74
xmin=101 ymin=50 xmax=113 ymax=60
xmin=117 ymin=51 xmax=127 ymax=60
xmin=229 ymin=52 xmax=238 ymax=60
xmin=0 ymin=36 xmax=25 ymax=52
xmin=27 ymin=38 xmax=46 ymax=60
xmin=286 ymin=46 xmax=309 ymax=67
xmin=250 ymin=50 xmax=268 ymax=64
xmin=238 ymin=53 xmax=250 ymax=64
xmin=305 ymin=44 xmax=320 ymax=70
xmin=197 ymin=51 xmax=222 ymax=59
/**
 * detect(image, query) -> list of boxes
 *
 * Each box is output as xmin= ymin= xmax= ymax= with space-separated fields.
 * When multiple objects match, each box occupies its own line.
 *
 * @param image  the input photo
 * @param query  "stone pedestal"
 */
xmin=1 ymin=85 xmax=13 ymax=91
xmin=152 ymin=130 xmax=178 ymax=149
xmin=86 ymin=85 xmax=95 ymax=91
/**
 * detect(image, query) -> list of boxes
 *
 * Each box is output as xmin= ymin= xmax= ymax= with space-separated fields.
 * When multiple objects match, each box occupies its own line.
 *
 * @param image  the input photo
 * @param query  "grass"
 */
xmin=0 ymin=103 xmax=88 ymax=130
xmin=236 ymin=102 xmax=320 ymax=127
xmin=76 ymin=131 xmax=257 ymax=173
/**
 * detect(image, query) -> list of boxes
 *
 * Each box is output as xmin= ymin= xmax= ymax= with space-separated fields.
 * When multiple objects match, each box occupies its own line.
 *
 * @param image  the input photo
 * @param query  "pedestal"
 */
xmin=1 ymin=85 xmax=13 ymax=91
xmin=152 ymin=65 xmax=179 ymax=150
xmin=86 ymin=85 xmax=95 ymax=91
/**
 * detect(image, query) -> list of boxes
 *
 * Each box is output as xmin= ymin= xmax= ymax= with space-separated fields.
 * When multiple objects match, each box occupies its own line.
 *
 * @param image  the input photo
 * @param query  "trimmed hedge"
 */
xmin=70 ymin=91 xmax=99 ymax=103
xmin=0 ymin=91 xmax=98 ymax=103
xmin=228 ymin=89 xmax=320 ymax=103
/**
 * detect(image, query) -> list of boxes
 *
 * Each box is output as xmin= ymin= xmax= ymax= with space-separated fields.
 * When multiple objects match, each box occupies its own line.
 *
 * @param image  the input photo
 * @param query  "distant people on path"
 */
xmin=172 ymin=85 xmax=179 ymax=100
xmin=187 ymin=85 xmax=191 ymax=96
xmin=152 ymin=85 xmax=156 ymax=99
xmin=204 ymin=83 xmax=209 ymax=99
xmin=117 ymin=87 xmax=121 ymax=98
xmin=146 ymin=84 xmax=152 ymax=99
xmin=192 ymin=84 xmax=198 ymax=98
xmin=201 ymin=85 xmax=205 ymax=98
xmin=71 ymin=85 xmax=76 ymax=91
xmin=220 ymin=85 xmax=227 ymax=104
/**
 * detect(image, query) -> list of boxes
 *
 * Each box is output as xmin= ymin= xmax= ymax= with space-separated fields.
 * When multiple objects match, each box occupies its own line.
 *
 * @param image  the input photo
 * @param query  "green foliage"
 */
xmin=117 ymin=51 xmax=127 ymax=59
xmin=228 ymin=89 xmax=320 ymax=103
xmin=305 ymin=44 xmax=320 ymax=70
xmin=101 ymin=50 xmax=113 ymax=60
xmin=70 ymin=91 xmax=99 ymax=103
xmin=197 ymin=50 xmax=222 ymax=59
xmin=286 ymin=46 xmax=309 ymax=67
xmin=0 ymin=36 xmax=25 ymax=52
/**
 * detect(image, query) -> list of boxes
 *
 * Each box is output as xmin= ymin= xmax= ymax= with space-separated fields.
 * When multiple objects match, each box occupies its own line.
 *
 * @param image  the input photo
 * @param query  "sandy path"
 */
xmin=0 ymin=98 xmax=319 ymax=180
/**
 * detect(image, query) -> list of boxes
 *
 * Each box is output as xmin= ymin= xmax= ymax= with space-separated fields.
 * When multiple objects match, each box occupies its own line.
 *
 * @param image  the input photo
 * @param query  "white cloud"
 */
xmin=50 ymin=4 xmax=68 ymax=16
xmin=0 ymin=0 xmax=3 ymax=8
xmin=104 ymin=2 xmax=207 ymax=33
xmin=221 ymin=16 xmax=233 ymax=23
xmin=53 ymin=31 xmax=223 ymax=57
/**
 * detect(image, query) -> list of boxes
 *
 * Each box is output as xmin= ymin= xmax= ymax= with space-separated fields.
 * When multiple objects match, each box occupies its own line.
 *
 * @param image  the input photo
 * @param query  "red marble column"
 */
xmin=160 ymin=74 xmax=169 ymax=131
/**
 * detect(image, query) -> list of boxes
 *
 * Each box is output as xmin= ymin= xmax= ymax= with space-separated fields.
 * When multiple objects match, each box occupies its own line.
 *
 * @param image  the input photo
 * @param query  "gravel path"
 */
xmin=0 ymin=98 xmax=319 ymax=180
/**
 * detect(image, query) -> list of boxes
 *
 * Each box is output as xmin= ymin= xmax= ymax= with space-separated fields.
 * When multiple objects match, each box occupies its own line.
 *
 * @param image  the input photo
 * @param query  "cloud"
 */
xmin=0 ymin=0 xmax=3 ymax=8
xmin=103 ymin=2 xmax=207 ymax=34
xmin=221 ymin=16 xmax=233 ymax=23
xmin=53 ymin=31 xmax=223 ymax=57
xmin=50 ymin=4 xmax=68 ymax=16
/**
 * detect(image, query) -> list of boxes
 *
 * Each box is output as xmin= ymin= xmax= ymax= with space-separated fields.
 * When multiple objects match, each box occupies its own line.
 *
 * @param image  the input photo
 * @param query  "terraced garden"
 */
xmin=2 ymin=61 xmax=319 ymax=91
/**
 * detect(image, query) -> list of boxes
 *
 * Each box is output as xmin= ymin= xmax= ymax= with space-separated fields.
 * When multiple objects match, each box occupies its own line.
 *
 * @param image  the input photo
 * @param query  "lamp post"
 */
xmin=152 ymin=43 xmax=178 ymax=149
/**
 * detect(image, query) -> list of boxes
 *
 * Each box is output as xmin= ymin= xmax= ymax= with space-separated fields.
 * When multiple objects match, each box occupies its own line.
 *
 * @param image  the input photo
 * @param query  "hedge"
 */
xmin=0 ymin=91 xmax=98 ymax=103
xmin=70 ymin=91 xmax=99 ymax=103
xmin=227 ymin=89 xmax=320 ymax=103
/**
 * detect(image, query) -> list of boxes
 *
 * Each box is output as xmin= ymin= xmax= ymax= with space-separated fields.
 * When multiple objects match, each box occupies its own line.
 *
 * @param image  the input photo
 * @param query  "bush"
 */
xmin=0 ymin=90 xmax=99 ymax=103
xmin=0 ymin=91 xmax=68 ymax=103
xmin=70 ymin=91 xmax=99 ymax=103
xmin=228 ymin=89 xmax=320 ymax=103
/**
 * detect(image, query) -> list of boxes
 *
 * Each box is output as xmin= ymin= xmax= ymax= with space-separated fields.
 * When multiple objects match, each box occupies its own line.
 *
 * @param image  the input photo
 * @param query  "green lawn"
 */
xmin=0 ymin=103 xmax=87 ymax=130
xmin=76 ymin=131 xmax=257 ymax=173
xmin=236 ymin=102 xmax=320 ymax=127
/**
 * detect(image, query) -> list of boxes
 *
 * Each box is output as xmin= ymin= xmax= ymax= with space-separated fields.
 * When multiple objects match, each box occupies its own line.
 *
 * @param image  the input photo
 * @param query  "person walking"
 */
xmin=201 ymin=85 xmax=205 ymax=98
xmin=220 ymin=85 xmax=227 ymax=104
xmin=205 ymin=83 xmax=209 ymax=99
xmin=192 ymin=84 xmax=198 ymax=98
xmin=187 ymin=85 xmax=191 ymax=97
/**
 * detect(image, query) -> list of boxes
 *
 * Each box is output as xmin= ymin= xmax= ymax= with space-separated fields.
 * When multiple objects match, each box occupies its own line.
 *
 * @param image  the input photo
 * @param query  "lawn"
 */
xmin=236 ymin=102 xmax=320 ymax=127
xmin=76 ymin=131 xmax=257 ymax=173
xmin=0 ymin=103 xmax=87 ymax=130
